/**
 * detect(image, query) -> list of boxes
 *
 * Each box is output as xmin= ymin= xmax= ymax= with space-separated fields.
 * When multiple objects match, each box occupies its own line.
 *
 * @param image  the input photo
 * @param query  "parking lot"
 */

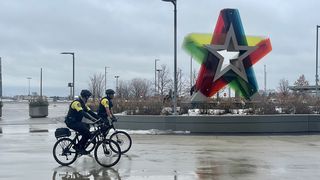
xmin=1 ymin=102 xmax=320 ymax=179
xmin=1 ymin=128 xmax=320 ymax=180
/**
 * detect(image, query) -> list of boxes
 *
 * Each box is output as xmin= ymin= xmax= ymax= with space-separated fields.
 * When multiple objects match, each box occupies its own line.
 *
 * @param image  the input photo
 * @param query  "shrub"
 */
xmin=87 ymin=99 xmax=100 ymax=112
xmin=29 ymin=97 xmax=49 ymax=107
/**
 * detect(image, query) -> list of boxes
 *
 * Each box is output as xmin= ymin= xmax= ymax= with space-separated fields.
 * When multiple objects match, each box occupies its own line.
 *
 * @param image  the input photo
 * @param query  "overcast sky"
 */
xmin=0 ymin=0 xmax=319 ymax=97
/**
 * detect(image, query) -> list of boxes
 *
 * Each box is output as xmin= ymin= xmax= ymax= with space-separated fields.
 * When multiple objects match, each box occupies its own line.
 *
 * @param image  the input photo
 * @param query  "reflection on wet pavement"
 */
xmin=53 ymin=165 xmax=121 ymax=180
xmin=29 ymin=125 xmax=49 ymax=133
xmin=1 ymin=133 xmax=320 ymax=179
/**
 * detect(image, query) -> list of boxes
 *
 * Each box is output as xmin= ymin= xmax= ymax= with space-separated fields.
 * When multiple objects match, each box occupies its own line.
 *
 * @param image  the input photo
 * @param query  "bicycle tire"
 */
xmin=94 ymin=139 xmax=121 ymax=167
xmin=110 ymin=131 xmax=132 ymax=154
xmin=53 ymin=138 xmax=78 ymax=166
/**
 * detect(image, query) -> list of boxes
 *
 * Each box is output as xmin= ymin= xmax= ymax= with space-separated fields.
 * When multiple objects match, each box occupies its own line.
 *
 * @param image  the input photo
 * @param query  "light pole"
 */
xmin=157 ymin=69 xmax=162 ymax=95
xmin=0 ymin=57 xmax=2 ymax=98
xmin=105 ymin=66 xmax=110 ymax=91
xmin=115 ymin=75 xmax=120 ymax=93
xmin=68 ymin=82 xmax=72 ymax=100
xmin=190 ymin=56 xmax=193 ymax=89
xmin=162 ymin=0 xmax=177 ymax=114
xmin=316 ymin=25 xmax=320 ymax=98
xmin=264 ymin=64 xmax=267 ymax=95
xmin=40 ymin=68 xmax=43 ymax=97
xmin=154 ymin=59 xmax=160 ymax=96
xmin=179 ymin=68 xmax=182 ymax=96
xmin=27 ymin=77 xmax=32 ymax=96
xmin=61 ymin=52 xmax=75 ymax=99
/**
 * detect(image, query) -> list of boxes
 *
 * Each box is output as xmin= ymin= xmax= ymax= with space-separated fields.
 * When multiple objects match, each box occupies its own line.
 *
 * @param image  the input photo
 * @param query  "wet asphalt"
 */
xmin=1 ymin=102 xmax=320 ymax=179
xmin=1 ymin=128 xmax=320 ymax=180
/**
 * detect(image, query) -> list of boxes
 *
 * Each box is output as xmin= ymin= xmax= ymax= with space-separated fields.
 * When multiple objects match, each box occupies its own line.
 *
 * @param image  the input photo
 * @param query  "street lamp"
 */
xmin=61 ymin=52 xmax=75 ymax=99
xmin=154 ymin=59 xmax=160 ymax=96
xmin=0 ymin=57 xmax=2 ymax=98
xmin=26 ymin=77 xmax=32 ymax=96
xmin=156 ymin=69 xmax=162 ymax=95
xmin=68 ymin=82 xmax=73 ymax=100
xmin=316 ymin=25 xmax=320 ymax=98
xmin=40 ymin=68 xmax=43 ymax=97
xmin=114 ymin=75 xmax=120 ymax=93
xmin=105 ymin=66 xmax=110 ymax=91
xmin=190 ymin=56 xmax=193 ymax=89
xmin=162 ymin=0 xmax=178 ymax=114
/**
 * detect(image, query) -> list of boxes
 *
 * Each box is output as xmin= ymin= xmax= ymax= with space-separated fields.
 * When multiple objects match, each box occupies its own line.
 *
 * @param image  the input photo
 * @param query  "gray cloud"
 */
xmin=0 ymin=0 xmax=319 ymax=96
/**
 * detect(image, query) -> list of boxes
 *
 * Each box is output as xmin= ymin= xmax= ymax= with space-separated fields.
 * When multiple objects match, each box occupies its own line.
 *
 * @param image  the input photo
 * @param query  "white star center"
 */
xmin=205 ymin=24 xmax=257 ymax=83
xmin=217 ymin=50 xmax=239 ymax=69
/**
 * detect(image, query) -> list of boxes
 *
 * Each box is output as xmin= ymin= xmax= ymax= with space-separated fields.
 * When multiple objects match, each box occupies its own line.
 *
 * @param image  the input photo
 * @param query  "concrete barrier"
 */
xmin=115 ymin=115 xmax=320 ymax=133
xmin=29 ymin=105 xmax=48 ymax=118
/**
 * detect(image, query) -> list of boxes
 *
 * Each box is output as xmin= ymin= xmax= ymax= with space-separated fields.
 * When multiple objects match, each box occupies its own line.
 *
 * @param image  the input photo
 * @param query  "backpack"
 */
xmin=54 ymin=128 xmax=71 ymax=139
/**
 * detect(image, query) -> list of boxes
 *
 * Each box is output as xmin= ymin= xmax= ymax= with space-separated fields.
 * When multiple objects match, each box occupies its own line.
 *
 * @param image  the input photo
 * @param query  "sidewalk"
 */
xmin=0 ymin=117 xmax=65 ymax=134
xmin=0 ymin=116 xmax=64 ymax=125
xmin=0 ymin=102 xmax=68 ymax=134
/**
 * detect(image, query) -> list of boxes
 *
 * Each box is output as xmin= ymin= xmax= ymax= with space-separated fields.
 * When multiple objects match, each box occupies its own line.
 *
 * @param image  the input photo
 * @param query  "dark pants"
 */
xmin=98 ymin=114 xmax=110 ymax=126
xmin=66 ymin=119 xmax=90 ymax=149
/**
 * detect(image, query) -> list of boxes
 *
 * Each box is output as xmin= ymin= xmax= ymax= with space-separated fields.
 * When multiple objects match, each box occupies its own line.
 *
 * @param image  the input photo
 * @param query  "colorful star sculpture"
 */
xmin=183 ymin=8 xmax=272 ymax=101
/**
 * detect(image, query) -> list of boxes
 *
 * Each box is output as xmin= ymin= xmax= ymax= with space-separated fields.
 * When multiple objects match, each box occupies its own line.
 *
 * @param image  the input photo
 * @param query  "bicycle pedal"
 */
xmin=78 ymin=150 xmax=90 ymax=156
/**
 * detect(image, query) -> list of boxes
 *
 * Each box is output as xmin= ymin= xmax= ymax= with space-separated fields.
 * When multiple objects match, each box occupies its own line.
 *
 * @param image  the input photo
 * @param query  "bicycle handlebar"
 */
xmin=86 ymin=116 xmax=119 ymax=127
xmin=86 ymin=118 xmax=103 ymax=125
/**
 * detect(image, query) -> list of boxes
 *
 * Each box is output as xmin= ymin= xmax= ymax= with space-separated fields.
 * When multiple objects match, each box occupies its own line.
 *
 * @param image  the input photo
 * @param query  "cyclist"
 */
xmin=65 ymin=89 xmax=100 ymax=155
xmin=98 ymin=89 xmax=117 ymax=126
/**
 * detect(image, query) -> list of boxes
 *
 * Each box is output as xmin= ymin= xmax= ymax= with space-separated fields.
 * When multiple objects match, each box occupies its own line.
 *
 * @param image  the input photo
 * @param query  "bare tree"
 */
xmin=294 ymin=74 xmax=309 ymax=87
xmin=177 ymin=68 xmax=189 ymax=97
xmin=158 ymin=64 xmax=172 ymax=96
xmin=293 ymin=74 xmax=311 ymax=110
xmin=277 ymin=78 xmax=291 ymax=112
xmin=130 ymin=78 xmax=151 ymax=99
xmin=88 ymin=73 xmax=104 ymax=99
xmin=192 ymin=68 xmax=198 ymax=86
xmin=186 ymin=67 xmax=198 ymax=90
xmin=278 ymin=78 xmax=290 ymax=97
xmin=166 ymin=68 xmax=190 ymax=98
xmin=117 ymin=80 xmax=130 ymax=99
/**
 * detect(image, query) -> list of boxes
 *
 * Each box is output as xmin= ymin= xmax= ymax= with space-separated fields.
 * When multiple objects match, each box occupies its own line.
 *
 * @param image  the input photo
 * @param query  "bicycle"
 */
xmin=86 ymin=117 xmax=132 ymax=154
xmin=105 ymin=117 xmax=132 ymax=154
xmin=52 ymin=119 xmax=121 ymax=167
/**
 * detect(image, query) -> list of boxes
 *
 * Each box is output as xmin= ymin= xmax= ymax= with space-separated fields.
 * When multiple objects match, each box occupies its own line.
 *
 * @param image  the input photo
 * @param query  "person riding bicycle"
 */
xmin=98 ymin=89 xmax=117 ymax=126
xmin=65 ymin=89 xmax=100 ymax=155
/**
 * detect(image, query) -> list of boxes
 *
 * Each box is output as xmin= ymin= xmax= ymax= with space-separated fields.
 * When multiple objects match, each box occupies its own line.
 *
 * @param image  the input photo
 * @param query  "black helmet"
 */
xmin=105 ymin=89 xmax=115 ymax=95
xmin=80 ymin=89 xmax=92 ymax=98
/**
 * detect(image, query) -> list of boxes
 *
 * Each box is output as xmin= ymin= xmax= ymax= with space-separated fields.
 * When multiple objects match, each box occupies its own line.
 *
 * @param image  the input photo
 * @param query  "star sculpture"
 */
xmin=183 ymin=8 xmax=272 ymax=101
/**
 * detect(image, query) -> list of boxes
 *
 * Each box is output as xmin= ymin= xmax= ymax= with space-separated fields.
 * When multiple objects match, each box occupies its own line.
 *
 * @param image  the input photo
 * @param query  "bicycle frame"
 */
xmin=105 ymin=119 xmax=118 ymax=135
xmin=65 ymin=123 xmax=108 ymax=154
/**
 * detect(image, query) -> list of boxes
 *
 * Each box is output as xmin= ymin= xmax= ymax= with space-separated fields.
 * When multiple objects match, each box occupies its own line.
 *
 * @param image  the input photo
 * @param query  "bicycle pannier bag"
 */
xmin=55 ymin=128 xmax=71 ymax=138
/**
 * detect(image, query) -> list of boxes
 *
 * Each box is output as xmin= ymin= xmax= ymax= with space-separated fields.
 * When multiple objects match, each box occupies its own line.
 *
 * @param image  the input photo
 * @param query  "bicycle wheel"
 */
xmin=110 ymin=131 xmax=132 ymax=154
xmin=53 ymin=138 xmax=78 ymax=166
xmin=94 ymin=139 xmax=121 ymax=167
